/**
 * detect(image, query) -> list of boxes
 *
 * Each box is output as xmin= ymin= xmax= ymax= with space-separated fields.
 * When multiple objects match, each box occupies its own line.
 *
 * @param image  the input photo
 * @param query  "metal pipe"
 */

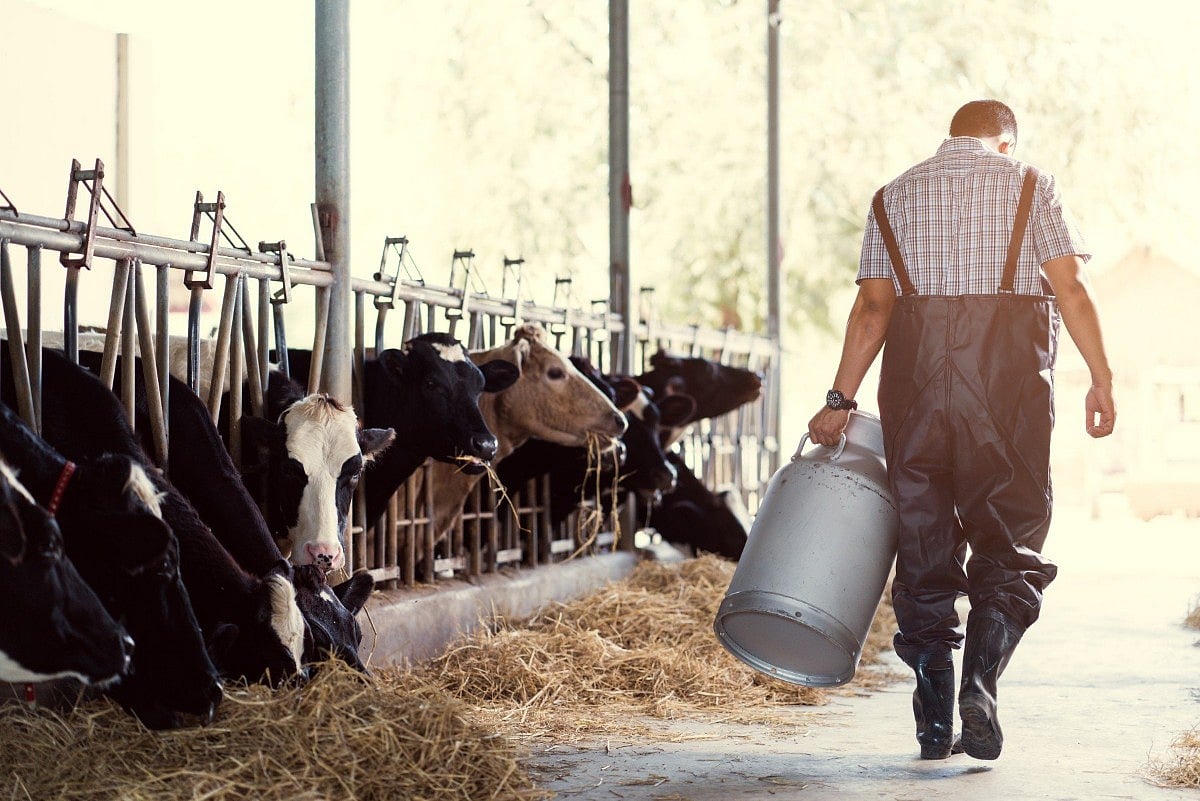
xmin=256 ymin=278 xmax=269 ymax=395
xmin=63 ymin=267 xmax=79 ymax=364
xmin=241 ymin=284 xmax=263 ymax=418
xmin=0 ymin=211 xmax=331 ymax=276
xmin=116 ymin=33 xmax=131 ymax=210
xmin=0 ymin=240 xmax=36 ymax=429
xmin=608 ymin=0 xmax=633 ymax=376
xmin=27 ymin=246 xmax=42 ymax=434
xmin=99 ymin=259 xmax=132 ymax=390
xmin=131 ymin=260 xmax=166 ymax=465
xmin=766 ymin=0 xmax=783 ymax=475
xmin=229 ymin=276 xmax=245 ymax=471
xmin=206 ymin=274 xmax=239 ymax=424
xmin=120 ymin=266 xmax=136 ymax=426
xmin=156 ymin=264 xmax=170 ymax=467
xmin=307 ymin=287 xmax=329 ymax=395
xmin=315 ymin=0 xmax=353 ymax=404
xmin=0 ymin=218 xmax=333 ymax=288
xmin=273 ymin=303 xmax=290 ymax=381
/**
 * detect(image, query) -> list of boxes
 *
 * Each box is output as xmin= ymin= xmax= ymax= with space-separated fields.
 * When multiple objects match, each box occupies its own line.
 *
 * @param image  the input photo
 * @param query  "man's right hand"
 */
xmin=808 ymin=407 xmax=852 ymax=447
xmin=1085 ymin=383 xmax=1116 ymax=438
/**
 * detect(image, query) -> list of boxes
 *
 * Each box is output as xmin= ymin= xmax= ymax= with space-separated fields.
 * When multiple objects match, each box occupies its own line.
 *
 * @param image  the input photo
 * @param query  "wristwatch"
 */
xmin=825 ymin=389 xmax=858 ymax=411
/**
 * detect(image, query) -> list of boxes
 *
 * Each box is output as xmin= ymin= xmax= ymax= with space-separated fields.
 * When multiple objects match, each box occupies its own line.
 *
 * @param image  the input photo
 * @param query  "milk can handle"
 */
xmin=793 ymin=433 xmax=847 ymax=462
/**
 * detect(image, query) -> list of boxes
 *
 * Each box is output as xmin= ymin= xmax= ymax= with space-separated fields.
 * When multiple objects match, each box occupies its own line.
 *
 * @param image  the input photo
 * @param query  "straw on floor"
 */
xmin=1 ymin=661 xmax=546 ymax=801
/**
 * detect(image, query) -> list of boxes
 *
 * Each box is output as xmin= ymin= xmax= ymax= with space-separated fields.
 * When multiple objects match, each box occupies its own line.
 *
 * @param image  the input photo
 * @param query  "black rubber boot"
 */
xmin=959 ymin=608 xmax=1024 ymax=760
xmin=912 ymin=651 xmax=956 ymax=759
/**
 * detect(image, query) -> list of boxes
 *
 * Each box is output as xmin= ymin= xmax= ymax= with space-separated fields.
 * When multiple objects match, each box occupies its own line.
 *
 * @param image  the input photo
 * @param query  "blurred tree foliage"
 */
xmin=382 ymin=0 xmax=1197 ymax=340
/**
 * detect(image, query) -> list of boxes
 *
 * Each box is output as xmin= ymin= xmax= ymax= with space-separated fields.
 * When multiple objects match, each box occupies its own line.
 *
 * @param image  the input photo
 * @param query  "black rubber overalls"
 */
xmin=872 ymin=167 xmax=1060 ymax=667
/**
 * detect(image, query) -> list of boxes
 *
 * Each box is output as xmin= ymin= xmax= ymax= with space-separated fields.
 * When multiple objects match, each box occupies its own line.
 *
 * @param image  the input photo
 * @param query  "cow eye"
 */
xmin=547 ymin=366 xmax=566 ymax=380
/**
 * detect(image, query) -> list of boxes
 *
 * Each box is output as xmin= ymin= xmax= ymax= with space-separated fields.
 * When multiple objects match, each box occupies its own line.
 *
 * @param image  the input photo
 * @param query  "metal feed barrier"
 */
xmin=0 ymin=159 xmax=777 ymax=591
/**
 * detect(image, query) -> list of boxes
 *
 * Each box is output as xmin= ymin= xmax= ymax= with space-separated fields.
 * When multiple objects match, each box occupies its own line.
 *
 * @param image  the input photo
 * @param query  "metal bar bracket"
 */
xmin=260 ymin=240 xmax=293 ymax=305
xmin=60 ymin=158 xmax=135 ymax=270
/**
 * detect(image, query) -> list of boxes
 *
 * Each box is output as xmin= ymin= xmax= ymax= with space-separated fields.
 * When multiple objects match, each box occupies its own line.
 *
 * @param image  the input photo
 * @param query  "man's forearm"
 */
xmin=1056 ymin=281 xmax=1113 ymax=386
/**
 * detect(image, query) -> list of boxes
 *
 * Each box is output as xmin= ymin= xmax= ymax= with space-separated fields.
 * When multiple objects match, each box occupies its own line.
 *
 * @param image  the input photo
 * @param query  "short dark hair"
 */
xmin=949 ymin=100 xmax=1018 ymax=145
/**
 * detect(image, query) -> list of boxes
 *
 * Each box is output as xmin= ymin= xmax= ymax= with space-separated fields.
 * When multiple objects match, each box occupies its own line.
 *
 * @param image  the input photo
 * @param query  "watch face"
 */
xmin=826 ymin=389 xmax=844 ymax=408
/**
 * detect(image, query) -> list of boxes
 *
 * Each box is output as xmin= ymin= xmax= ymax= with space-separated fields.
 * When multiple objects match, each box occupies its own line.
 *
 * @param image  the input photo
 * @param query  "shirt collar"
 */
xmin=936 ymin=136 xmax=992 ymax=156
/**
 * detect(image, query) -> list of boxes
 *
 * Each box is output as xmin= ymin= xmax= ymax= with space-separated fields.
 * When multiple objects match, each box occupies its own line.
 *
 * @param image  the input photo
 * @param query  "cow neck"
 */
xmin=46 ymin=461 xmax=76 ymax=517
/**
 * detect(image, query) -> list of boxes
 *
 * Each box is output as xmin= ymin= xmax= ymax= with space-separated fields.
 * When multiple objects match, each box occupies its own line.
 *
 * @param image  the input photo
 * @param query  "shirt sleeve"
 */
xmin=856 ymin=202 xmax=894 ymax=284
xmin=1031 ymin=171 xmax=1091 ymax=265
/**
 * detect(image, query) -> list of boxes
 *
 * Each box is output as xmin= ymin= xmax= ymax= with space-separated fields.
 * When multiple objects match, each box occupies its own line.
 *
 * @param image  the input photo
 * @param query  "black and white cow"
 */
xmin=13 ymin=350 xmax=308 ymax=691
xmin=284 ymin=332 xmax=520 ymax=526
xmin=0 ymin=397 xmax=222 ymax=729
xmin=634 ymin=351 xmax=762 ymax=446
xmin=237 ymin=374 xmax=394 ymax=571
xmin=0 ymin=457 xmax=133 ymax=687
xmin=105 ymin=364 xmax=379 ymax=673
xmin=640 ymin=451 xmax=748 ymax=560
xmin=292 ymin=564 xmax=374 ymax=673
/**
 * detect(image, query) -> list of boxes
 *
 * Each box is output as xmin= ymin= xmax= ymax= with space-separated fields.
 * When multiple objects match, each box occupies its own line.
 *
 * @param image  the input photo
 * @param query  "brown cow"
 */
xmin=422 ymin=323 xmax=627 ymax=539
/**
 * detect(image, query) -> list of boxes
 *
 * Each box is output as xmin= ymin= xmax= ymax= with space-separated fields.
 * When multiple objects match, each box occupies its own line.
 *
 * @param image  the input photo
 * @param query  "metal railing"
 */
xmin=0 ymin=159 xmax=778 ymax=592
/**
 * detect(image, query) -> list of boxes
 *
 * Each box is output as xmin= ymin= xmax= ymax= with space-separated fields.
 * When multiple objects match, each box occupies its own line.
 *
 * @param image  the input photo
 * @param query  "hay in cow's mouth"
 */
xmin=440 ymin=453 xmax=488 ymax=475
xmin=0 ymin=659 xmax=546 ymax=801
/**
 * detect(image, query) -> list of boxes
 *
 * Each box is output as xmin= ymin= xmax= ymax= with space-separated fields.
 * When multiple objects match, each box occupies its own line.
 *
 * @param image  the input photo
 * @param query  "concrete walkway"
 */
xmin=529 ymin=509 xmax=1200 ymax=800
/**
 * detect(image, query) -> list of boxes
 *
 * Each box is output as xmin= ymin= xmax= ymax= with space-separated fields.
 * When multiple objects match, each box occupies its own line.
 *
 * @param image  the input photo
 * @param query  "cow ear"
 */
xmin=206 ymin=622 xmax=240 ymax=662
xmin=267 ymin=558 xmax=294 ymax=582
xmin=266 ymin=372 xmax=306 ymax=417
xmin=377 ymin=349 xmax=408 ymax=384
xmin=649 ymin=350 xmax=675 ymax=369
xmin=334 ymin=570 xmax=375 ymax=615
xmin=478 ymin=359 xmax=519 ymax=393
xmin=358 ymin=427 xmax=395 ymax=462
xmin=657 ymin=394 xmax=698 ymax=428
xmin=611 ymin=378 xmax=642 ymax=411
xmin=240 ymin=415 xmax=284 ymax=445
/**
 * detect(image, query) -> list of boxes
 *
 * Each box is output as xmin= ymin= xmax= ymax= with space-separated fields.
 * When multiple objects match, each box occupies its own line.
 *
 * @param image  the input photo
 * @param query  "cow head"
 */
xmin=375 ymin=333 xmax=518 ymax=474
xmin=613 ymin=384 xmax=696 ymax=498
xmin=483 ymin=324 xmax=627 ymax=453
xmin=293 ymin=564 xmax=374 ymax=673
xmin=636 ymin=351 xmax=762 ymax=425
xmin=206 ymin=560 xmax=308 ymax=688
xmin=0 ymin=459 xmax=133 ymax=687
xmin=60 ymin=456 xmax=224 ymax=729
xmin=245 ymin=393 xmax=394 ymax=571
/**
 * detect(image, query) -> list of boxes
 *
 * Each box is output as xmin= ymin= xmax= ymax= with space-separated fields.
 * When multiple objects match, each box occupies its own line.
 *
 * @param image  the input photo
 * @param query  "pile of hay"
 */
xmin=1148 ymin=728 xmax=1200 ymax=787
xmin=1 ymin=661 xmax=545 ymax=801
xmin=418 ymin=555 xmax=898 ymax=739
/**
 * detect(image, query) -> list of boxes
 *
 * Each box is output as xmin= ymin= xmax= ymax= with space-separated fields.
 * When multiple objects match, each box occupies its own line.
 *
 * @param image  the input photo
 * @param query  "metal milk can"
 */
xmin=713 ymin=410 xmax=898 ymax=687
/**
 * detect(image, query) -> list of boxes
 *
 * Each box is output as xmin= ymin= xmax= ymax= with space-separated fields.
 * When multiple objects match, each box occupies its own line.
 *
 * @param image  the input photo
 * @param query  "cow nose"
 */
xmin=304 ymin=541 xmax=344 ymax=572
xmin=121 ymin=634 xmax=136 ymax=672
xmin=470 ymin=434 xmax=498 ymax=461
xmin=657 ymin=463 xmax=678 ymax=493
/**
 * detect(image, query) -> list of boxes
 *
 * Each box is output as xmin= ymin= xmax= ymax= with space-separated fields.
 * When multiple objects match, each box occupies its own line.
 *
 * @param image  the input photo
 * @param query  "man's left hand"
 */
xmin=808 ymin=407 xmax=851 ymax=447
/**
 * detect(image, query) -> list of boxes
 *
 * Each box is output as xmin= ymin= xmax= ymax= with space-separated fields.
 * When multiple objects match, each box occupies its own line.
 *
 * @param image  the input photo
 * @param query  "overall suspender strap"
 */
xmin=998 ymin=166 xmax=1040 ymax=294
xmin=872 ymin=187 xmax=917 ymax=296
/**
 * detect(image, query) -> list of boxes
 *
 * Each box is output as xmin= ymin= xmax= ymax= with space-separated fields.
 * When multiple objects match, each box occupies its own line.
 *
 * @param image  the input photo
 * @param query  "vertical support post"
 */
xmin=0 ymin=241 xmax=36 ymax=429
xmin=609 ymin=0 xmax=638 ymax=550
xmin=766 ymin=0 xmax=783 ymax=475
xmin=315 ymin=0 xmax=352 ymax=404
xmin=27 ymin=246 xmax=42 ymax=434
xmin=116 ymin=33 xmax=131 ymax=211
xmin=608 ymin=0 xmax=633 ymax=377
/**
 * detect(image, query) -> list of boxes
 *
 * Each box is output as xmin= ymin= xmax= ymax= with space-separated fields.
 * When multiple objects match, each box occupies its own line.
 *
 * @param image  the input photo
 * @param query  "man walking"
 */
xmin=808 ymin=99 xmax=1116 ymax=761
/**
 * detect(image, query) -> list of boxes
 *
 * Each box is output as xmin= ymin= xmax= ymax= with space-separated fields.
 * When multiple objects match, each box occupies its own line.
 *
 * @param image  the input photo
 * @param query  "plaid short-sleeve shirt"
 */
xmin=857 ymin=137 xmax=1090 ymax=296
